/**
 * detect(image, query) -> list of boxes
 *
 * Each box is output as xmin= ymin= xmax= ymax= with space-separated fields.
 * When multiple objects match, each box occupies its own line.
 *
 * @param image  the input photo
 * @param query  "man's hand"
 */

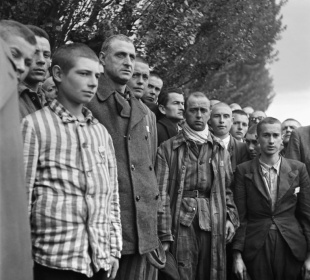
xmin=233 ymin=251 xmax=248 ymax=280
xmin=225 ymin=220 xmax=235 ymax=243
xmin=302 ymin=253 xmax=310 ymax=280
xmin=162 ymin=241 xmax=170 ymax=251
xmin=107 ymin=256 xmax=119 ymax=279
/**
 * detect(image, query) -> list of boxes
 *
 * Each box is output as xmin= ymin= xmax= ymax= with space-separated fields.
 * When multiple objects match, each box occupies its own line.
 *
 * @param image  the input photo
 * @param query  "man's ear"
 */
xmin=52 ymin=65 xmax=62 ymax=83
xmin=99 ymin=52 xmax=106 ymax=66
xmin=158 ymin=104 xmax=166 ymax=115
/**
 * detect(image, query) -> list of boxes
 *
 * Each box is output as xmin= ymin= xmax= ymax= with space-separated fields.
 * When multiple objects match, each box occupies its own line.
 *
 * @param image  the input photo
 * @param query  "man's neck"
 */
xmin=216 ymin=133 xmax=230 ymax=140
xmin=57 ymin=96 xmax=84 ymax=120
xmin=105 ymin=75 xmax=127 ymax=93
xmin=23 ymin=80 xmax=40 ymax=93
xmin=260 ymin=153 xmax=280 ymax=166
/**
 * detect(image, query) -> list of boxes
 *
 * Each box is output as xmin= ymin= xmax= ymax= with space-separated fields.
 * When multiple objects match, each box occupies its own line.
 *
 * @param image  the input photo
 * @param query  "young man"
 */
xmin=280 ymin=118 xmax=301 ymax=156
xmin=245 ymin=124 xmax=260 ymax=159
xmin=230 ymin=109 xmax=249 ymax=142
xmin=156 ymin=92 xmax=239 ymax=280
xmin=157 ymin=87 xmax=184 ymax=146
xmin=22 ymin=43 xmax=122 ymax=280
xmin=19 ymin=25 xmax=51 ymax=118
xmin=87 ymin=35 xmax=159 ymax=280
xmin=127 ymin=56 xmax=158 ymax=164
xmin=142 ymin=71 xmax=163 ymax=103
xmin=0 ymin=20 xmax=36 ymax=280
xmin=233 ymin=117 xmax=310 ymax=280
xmin=210 ymin=102 xmax=248 ymax=172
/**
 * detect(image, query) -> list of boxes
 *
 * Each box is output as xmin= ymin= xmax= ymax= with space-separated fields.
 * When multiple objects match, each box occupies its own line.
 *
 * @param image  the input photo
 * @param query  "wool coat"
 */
xmin=286 ymin=125 xmax=310 ymax=176
xmin=233 ymin=157 xmax=310 ymax=263
xmin=87 ymin=75 xmax=159 ymax=255
xmin=156 ymin=130 xmax=239 ymax=280
xmin=227 ymin=136 xmax=249 ymax=172
xmin=157 ymin=116 xmax=179 ymax=147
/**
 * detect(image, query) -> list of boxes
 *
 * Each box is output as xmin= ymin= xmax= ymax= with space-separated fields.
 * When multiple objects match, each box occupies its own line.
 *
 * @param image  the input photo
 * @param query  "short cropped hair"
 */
xmin=135 ymin=56 xmax=149 ymax=65
xmin=100 ymin=34 xmax=133 ymax=54
xmin=149 ymin=71 xmax=162 ymax=79
xmin=0 ymin=20 xmax=36 ymax=45
xmin=52 ymin=43 xmax=99 ymax=74
xmin=184 ymin=92 xmax=209 ymax=111
xmin=158 ymin=87 xmax=184 ymax=107
xmin=282 ymin=118 xmax=301 ymax=126
xmin=232 ymin=109 xmax=248 ymax=117
xmin=257 ymin=117 xmax=281 ymax=136
xmin=27 ymin=25 xmax=49 ymax=41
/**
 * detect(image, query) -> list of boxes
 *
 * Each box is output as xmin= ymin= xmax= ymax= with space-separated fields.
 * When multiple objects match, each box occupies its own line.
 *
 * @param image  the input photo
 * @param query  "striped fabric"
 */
xmin=156 ymin=130 xmax=239 ymax=280
xmin=22 ymin=100 xmax=122 ymax=277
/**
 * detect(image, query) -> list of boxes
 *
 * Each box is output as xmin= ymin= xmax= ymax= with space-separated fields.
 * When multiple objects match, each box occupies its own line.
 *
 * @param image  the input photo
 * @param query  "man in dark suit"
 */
xmin=87 ymin=34 xmax=159 ymax=280
xmin=232 ymin=117 xmax=310 ymax=280
xmin=286 ymin=125 xmax=310 ymax=176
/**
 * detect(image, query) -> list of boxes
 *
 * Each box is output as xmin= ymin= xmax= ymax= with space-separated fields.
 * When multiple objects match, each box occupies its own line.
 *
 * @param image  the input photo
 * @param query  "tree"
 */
xmin=0 ymin=0 xmax=286 ymax=110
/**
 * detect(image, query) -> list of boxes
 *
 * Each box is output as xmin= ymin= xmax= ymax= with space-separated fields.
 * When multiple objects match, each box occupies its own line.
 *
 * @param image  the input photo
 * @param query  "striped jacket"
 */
xmin=22 ymin=100 xmax=122 ymax=277
xmin=156 ymin=130 xmax=239 ymax=280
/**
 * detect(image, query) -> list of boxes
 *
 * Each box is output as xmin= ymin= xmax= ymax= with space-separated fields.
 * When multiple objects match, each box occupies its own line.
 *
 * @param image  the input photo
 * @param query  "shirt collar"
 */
xmin=259 ymin=156 xmax=282 ymax=176
xmin=49 ymin=99 xmax=98 ymax=125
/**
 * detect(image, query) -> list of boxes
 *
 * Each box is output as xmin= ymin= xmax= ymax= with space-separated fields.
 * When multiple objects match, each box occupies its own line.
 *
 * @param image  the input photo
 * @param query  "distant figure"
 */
xmin=142 ymin=71 xmax=163 ymax=103
xmin=229 ymin=103 xmax=242 ymax=111
xmin=42 ymin=76 xmax=57 ymax=100
xmin=249 ymin=110 xmax=267 ymax=127
xmin=286 ymin=125 xmax=310 ymax=177
xmin=280 ymin=118 xmax=301 ymax=156
xmin=242 ymin=106 xmax=254 ymax=117
xmin=245 ymin=124 xmax=260 ymax=159
xmin=19 ymin=25 xmax=51 ymax=118
xmin=157 ymin=87 xmax=184 ymax=146
xmin=210 ymin=103 xmax=248 ymax=172
xmin=0 ymin=19 xmax=36 ymax=280
xmin=230 ymin=109 xmax=249 ymax=142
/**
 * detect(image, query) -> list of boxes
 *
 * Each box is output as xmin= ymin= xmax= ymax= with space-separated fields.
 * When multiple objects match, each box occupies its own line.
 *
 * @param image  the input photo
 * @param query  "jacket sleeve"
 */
xmin=21 ymin=118 xmax=39 ymax=216
xmin=232 ymin=165 xmax=247 ymax=252
xmin=224 ymin=149 xmax=239 ymax=229
xmin=296 ymin=164 xmax=310 ymax=252
xmin=285 ymin=129 xmax=301 ymax=161
xmin=107 ymin=135 xmax=122 ymax=258
xmin=155 ymin=145 xmax=174 ymax=242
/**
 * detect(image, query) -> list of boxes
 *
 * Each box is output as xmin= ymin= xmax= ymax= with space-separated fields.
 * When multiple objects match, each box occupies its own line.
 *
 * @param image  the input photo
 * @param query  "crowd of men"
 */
xmin=1 ymin=19 xmax=310 ymax=280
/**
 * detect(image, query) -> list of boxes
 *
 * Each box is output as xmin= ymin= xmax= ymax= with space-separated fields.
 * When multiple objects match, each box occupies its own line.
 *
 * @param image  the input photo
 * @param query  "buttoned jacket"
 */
xmin=227 ymin=136 xmax=249 ymax=172
xmin=87 ymin=75 xmax=159 ymax=255
xmin=156 ymin=130 xmax=239 ymax=280
xmin=233 ymin=157 xmax=310 ymax=262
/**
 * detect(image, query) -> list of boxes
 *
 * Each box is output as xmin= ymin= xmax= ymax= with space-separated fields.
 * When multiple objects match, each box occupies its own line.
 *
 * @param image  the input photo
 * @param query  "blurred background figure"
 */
xmin=243 ymin=106 xmax=254 ymax=117
xmin=230 ymin=110 xmax=249 ymax=142
xmin=42 ymin=76 xmax=57 ymax=100
xmin=229 ymin=103 xmax=242 ymax=111
xmin=249 ymin=110 xmax=267 ymax=127
xmin=280 ymin=118 xmax=301 ymax=156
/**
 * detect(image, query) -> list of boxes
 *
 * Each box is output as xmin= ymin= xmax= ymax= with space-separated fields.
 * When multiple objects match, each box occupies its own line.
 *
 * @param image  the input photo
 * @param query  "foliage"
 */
xmin=0 ymin=0 xmax=286 ymax=110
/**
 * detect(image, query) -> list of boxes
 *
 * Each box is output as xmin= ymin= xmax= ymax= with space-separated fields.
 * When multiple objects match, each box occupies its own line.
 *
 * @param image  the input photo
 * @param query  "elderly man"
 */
xmin=156 ymin=92 xmax=239 ymax=280
xmin=233 ymin=117 xmax=310 ymax=280
xmin=249 ymin=110 xmax=267 ymax=127
xmin=210 ymin=102 xmax=248 ymax=172
xmin=19 ymin=25 xmax=51 ymax=118
xmin=87 ymin=35 xmax=160 ymax=280
xmin=280 ymin=118 xmax=301 ymax=156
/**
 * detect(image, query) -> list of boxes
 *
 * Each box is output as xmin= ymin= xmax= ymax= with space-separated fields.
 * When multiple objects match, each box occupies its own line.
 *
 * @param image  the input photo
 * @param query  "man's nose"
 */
xmin=123 ymin=55 xmax=133 ymax=66
xmin=37 ymin=52 xmax=45 ymax=65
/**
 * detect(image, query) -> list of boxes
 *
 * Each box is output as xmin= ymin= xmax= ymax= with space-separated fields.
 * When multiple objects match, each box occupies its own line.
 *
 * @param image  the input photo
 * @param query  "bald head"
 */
xmin=229 ymin=103 xmax=242 ymax=111
xmin=249 ymin=110 xmax=267 ymax=126
xmin=210 ymin=102 xmax=233 ymax=139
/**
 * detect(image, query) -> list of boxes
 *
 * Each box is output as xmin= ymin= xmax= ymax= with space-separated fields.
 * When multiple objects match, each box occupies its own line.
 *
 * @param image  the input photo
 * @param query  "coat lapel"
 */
xmin=277 ymin=158 xmax=298 ymax=202
xmin=128 ymin=97 xmax=147 ymax=132
xmin=245 ymin=158 xmax=271 ymax=201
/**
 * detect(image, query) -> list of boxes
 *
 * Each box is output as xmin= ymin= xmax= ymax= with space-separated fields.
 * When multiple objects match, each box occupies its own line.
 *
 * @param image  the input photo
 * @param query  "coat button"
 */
xmin=136 ymin=195 xmax=141 ymax=201
xmin=182 ymin=166 xmax=185 ymax=170
xmin=131 ymin=164 xmax=135 ymax=171
xmin=155 ymin=194 xmax=159 ymax=200
xmin=128 ymin=135 xmax=131 ymax=140
xmin=149 ymin=166 xmax=153 ymax=171
xmin=145 ymin=135 xmax=148 ymax=140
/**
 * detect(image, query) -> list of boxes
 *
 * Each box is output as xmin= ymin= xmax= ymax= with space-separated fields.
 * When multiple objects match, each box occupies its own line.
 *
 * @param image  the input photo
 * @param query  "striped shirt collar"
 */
xmin=49 ymin=99 xmax=98 ymax=125
xmin=259 ymin=156 xmax=282 ymax=176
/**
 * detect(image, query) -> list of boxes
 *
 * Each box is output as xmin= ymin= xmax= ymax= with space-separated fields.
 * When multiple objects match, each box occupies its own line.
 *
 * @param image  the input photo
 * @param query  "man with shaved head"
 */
xmin=230 ymin=110 xmax=249 ymax=142
xmin=156 ymin=92 xmax=238 ymax=280
xmin=249 ymin=110 xmax=267 ymax=127
xmin=243 ymin=106 xmax=254 ymax=117
xmin=210 ymin=102 xmax=248 ymax=172
xmin=229 ymin=103 xmax=242 ymax=111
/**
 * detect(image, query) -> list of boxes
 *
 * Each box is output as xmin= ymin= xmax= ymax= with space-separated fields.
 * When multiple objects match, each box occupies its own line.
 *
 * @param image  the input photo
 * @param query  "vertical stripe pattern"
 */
xmin=21 ymin=100 xmax=122 ymax=277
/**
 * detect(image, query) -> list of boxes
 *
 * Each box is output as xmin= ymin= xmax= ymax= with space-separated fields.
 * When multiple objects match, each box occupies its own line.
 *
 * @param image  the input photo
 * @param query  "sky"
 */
xmin=266 ymin=0 xmax=310 ymax=125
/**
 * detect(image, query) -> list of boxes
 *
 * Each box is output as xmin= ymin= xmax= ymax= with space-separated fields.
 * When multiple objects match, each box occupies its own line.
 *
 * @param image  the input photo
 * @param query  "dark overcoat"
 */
xmin=87 ymin=75 xmax=159 ymax=255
